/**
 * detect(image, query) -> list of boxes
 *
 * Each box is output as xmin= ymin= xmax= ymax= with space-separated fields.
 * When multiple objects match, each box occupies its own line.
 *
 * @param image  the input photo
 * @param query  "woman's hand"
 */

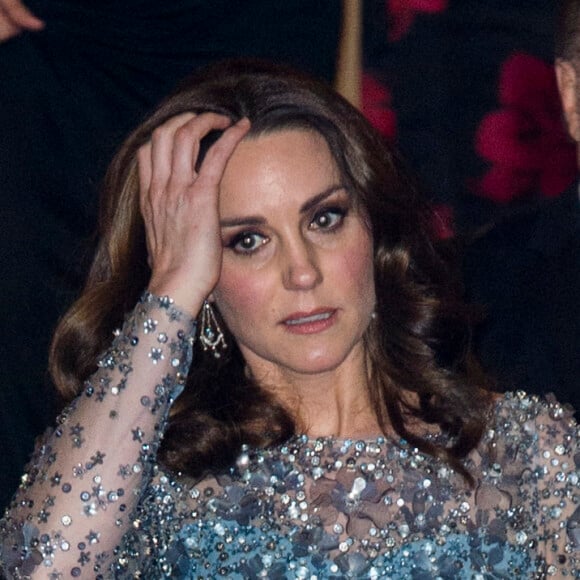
xmin=0 ymin=0 xmax=44 ymax=42
xmin=138 ymin=113 xmax=250 ymax=316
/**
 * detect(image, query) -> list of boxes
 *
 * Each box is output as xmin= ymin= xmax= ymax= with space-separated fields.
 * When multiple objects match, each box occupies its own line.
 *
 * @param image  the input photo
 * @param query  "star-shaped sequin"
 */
xmin=50 ymin=472 xmax=62 ymax=487
xmin=117 ymin=464 xmax=131 ymax=479
xmin=148 ymin=347 xmax=164 ymax=364
xmin=86 ymin=530 xmax=100 ymax=544
xmin=90 ymin=451 xmax=106 ymax=465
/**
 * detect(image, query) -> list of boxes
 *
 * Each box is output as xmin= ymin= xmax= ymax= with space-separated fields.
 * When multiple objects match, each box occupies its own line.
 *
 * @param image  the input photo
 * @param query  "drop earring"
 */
xmin=199 ymin=300 xmax=227 ymax=358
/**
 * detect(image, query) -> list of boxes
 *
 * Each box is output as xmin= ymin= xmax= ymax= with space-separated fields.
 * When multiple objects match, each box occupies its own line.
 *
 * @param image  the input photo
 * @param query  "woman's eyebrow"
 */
xmin=220 ymin=215 xmax=265 ymax=228
xmin=220 ymin=185 xmax=346 ymax=228
xmin=299 ymin=185 xmax=347 ymax=214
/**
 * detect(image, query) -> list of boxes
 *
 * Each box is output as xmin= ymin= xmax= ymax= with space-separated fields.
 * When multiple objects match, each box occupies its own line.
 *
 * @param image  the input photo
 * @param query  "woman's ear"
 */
xmin=556 ymin=58 xmax=580 ymax=142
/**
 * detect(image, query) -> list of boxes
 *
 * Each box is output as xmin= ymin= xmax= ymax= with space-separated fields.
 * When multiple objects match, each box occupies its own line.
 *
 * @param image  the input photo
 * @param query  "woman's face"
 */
xmin=213 ymin=129 xmax=376 ymax=381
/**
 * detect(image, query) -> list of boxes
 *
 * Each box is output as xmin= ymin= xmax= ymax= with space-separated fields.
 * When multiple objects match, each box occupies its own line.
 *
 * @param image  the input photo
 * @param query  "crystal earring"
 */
xmin=199 ymin=300 xmax=227 ymax=358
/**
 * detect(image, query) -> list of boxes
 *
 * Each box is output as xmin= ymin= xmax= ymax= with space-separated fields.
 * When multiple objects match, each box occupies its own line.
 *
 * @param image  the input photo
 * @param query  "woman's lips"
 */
xmin=281 ymin=309 xmax=337 ymax=334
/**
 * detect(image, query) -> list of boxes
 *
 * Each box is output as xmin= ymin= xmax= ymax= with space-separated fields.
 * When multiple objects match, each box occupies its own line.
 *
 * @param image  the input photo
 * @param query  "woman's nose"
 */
xmin=281 ymin=241 xmax=322 ymax=290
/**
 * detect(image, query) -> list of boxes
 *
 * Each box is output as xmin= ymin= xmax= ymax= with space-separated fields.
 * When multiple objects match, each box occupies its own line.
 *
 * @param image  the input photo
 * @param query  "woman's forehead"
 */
xmin=218 ymin=130 xmax=343 ymax=216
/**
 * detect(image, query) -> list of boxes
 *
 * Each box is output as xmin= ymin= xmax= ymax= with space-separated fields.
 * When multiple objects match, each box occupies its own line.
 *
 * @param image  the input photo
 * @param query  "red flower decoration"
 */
xmin=361 ymin=73 xmax=397 ymax=140
xmin=386 ymin=0 xmax=448 ymax=42
xmin=475 ymin=52 xmax=577 ymax=204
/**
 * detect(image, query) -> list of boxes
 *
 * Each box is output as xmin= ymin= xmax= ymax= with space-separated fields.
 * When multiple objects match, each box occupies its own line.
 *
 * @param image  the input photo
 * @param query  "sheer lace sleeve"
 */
xmin=531 ymin=400 xmax=580 ymax=575
xmin=0 ymin=292 xmax=196 ymax=579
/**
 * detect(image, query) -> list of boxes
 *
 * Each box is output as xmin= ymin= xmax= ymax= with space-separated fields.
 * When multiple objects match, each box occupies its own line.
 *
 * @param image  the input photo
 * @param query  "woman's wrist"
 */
xmin=145 ymin=279 xmax=209 ymax=319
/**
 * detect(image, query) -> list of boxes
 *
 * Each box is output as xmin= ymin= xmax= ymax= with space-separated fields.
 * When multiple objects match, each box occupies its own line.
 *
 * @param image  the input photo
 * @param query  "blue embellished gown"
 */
xmin=1 ymin=296 xmax=579 ymax=578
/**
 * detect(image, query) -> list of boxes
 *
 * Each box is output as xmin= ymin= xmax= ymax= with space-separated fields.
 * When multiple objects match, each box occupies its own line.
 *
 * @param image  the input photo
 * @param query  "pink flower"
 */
xmin=387 ymin=0 xmax=448 ymax=42
xmin=361 ymin=73 xmax=397 ymax=140
xmin=475 ymin=52 xmax=576 ymax=204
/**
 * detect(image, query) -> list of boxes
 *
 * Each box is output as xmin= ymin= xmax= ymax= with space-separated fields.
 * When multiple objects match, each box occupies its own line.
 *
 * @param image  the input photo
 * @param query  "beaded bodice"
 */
xmin=0 ymin=296 xmax=579 ymax=579
xmin=115 ymin=396 xmax=580 ymax=578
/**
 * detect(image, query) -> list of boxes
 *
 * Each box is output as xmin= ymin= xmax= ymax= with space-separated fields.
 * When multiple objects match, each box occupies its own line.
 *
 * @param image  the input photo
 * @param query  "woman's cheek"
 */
xmin=214 ymin=270 xmax=268 ymax=329
xmin=338 ymin=237 xmax=375 ymax=300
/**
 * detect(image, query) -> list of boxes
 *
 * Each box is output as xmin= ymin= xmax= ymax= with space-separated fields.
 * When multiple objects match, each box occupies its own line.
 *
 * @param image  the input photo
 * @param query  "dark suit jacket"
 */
xmin=463 ymin=184 xmax=580 ymax=412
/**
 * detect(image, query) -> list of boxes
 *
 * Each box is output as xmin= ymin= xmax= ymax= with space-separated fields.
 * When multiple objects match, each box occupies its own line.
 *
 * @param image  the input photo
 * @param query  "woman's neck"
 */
xmin=248 ymin=348 xmax=383 ymax=439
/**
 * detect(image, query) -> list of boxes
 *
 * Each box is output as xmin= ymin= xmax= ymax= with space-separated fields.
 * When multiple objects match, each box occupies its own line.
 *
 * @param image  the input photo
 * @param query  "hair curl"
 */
xmin=49 ymin=59 xmax=492 ymax=483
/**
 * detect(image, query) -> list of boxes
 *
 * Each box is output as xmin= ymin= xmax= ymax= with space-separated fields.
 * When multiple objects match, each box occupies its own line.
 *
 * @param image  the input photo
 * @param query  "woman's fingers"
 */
xmin=136 ymin=112 xmax=251 ymax=309
xmin=195 ymin=118 xmax=251 ymax=190
xmin=137 ymin=142 xmax=155 ymax=263
xmin=138 ymin=113 xmax=197 ymax=242
xmin=137 ymin=142 xmax=152 ymax=208
xmin=139 ymin=112 xmax=250 ymax=208
xmin=148 ymin=112 xmax=196 ymax=197
xmin=168 ymin=114 xmax=236 ymax=191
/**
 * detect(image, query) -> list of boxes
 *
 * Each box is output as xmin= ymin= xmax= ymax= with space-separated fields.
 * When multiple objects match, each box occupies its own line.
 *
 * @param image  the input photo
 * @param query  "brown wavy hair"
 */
xmin=49 ymin=59 xmax=492 ymax=482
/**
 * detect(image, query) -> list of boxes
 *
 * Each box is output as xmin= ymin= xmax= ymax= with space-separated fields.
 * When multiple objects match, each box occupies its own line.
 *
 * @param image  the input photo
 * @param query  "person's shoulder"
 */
xmin=465 ymin=205 xmax=547 ymax=259
xmin=462 ymin=187 xmax=580 ymax=298
xmin=461 ymin=208 xmax=544 ymax=294
xmin=489 ymin=391 xmax=579 ymax=453
xmin=465 ymin=185 xmax=579 ymax=259
xmin=492 ymin=390 xmax=576 ymax=423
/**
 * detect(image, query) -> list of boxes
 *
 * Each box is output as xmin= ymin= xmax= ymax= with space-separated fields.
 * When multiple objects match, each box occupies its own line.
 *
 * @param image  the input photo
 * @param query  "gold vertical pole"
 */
xmin=335 ymin=0 xmax=362 ymax=108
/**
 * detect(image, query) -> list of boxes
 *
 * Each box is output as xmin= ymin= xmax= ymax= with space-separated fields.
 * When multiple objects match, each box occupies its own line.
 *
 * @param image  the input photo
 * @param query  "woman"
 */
xmin=1 ymin=60 xmax=578 ymax=578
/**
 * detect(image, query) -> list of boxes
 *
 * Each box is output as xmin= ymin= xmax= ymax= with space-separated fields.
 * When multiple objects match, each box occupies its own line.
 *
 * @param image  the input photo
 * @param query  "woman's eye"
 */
xmin=228 ymin=232 xmax=267 ymax=254
xmin=310 ymin=207 xmax=346 ymax=231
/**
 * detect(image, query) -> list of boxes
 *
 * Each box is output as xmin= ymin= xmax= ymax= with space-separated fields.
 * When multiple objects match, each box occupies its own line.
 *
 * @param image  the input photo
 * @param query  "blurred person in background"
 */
xmin=463 ymin=0 xmax=580 ymax=412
